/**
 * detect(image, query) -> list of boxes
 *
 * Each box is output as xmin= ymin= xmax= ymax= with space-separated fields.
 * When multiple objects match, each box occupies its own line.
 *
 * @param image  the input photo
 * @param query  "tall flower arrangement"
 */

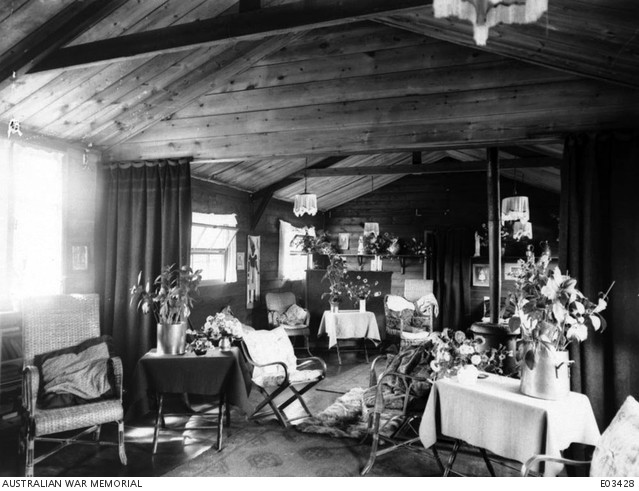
xmin=506 ymin=248 xmax=611 ymax=370
xmin=321 ymin=253 xmax=348 ymax=303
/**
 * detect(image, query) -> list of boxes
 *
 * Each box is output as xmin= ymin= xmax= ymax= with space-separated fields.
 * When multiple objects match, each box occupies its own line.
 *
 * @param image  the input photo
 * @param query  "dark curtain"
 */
xmin=560 ymin=132 xmax=639 ymax=428
xmin=433 ymin=228 xmax=474 ymax=332
xmin=97 ymin=159 xmax=192 ymax=385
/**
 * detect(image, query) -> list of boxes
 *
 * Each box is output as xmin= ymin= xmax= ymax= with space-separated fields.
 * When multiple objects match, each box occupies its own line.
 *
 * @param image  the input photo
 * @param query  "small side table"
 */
xmin=134 ymin=347 xmax=250 ymax=454
xmin=318 ymin=310 xmax=381 ymax=364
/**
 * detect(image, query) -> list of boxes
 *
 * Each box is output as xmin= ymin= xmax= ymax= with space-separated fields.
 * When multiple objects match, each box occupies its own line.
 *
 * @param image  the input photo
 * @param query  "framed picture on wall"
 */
xmin=472 ymin=264 xmax=489 ymax=287
xmin=71 ymin=243 xmax=89 ymax=271
xmin=338 ymin=233 xmax=349 ymax=252
xmin=236 ymin=252 xmax=245 ymax=270
xmin=503 ymin=262 xmax=521 ymax=281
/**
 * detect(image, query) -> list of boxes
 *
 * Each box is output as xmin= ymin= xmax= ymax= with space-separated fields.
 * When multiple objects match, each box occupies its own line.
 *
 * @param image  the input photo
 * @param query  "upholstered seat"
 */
xmin=265 ymin=291 xmax=312 ymax=356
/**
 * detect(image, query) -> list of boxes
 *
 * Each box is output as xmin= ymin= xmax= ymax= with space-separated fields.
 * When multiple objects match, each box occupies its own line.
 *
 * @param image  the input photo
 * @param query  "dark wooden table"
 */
xmin=132 ymin=347 xmax=252 ymax=453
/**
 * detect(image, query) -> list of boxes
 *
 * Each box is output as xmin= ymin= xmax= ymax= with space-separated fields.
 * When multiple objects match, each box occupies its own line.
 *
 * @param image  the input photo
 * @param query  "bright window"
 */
xmin=0 ymin=141 xmax=64 ymax=305
xmin=278 ymin=220 xmax=315 ymax=280
xmin=191 ymin=212 xmax=237 ymax=283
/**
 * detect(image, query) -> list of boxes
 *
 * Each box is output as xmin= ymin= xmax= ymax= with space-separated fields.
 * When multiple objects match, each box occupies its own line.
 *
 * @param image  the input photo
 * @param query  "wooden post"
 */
xmin=487 ymin=147 xmax=501 ymax=324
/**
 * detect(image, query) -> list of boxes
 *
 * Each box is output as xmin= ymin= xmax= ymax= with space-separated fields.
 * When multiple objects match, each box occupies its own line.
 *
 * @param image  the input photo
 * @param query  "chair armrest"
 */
xmin=267 ymin=311 xmax=279 ymax=327
xmin=303 ymin=309 xmax=310 ymax=328
xmin=521 ymin=455 xmax=591 ymax=476
xmin=296 ymin=356 xmax=327 ymax=375
xmin=110 ymin=356 xmax=124 ymax=401
xmin=239 ymin=340 xmax=291 ymax=382
xmin=22 ymin=365 xmax=39 ymax=413
xmin=372 ymin=369 xmax=431 ymax=413
xmin=369 ymin=354 xmax=389 ymax=387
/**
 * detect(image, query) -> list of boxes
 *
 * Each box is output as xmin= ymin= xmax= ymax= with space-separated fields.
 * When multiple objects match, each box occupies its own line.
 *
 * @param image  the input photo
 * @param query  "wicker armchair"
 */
xmin=265 ymin=291 xmax=312 ymax=356
xmin=19 ymin=294 xmax=127 ymax=477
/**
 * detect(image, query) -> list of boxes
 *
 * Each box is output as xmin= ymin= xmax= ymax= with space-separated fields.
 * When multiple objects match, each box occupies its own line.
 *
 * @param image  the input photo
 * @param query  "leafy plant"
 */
xmin=505 ymin=247 xmax=612 ymax=370
xmin=321 ymin=254 xmax=348 ymax=302
xmin=130 ymin=264 xmax=202 ymax=324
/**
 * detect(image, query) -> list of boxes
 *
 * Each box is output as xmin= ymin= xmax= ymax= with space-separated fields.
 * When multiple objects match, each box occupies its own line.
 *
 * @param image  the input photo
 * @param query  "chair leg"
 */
xmin=118 ymin=420 xmax=127 ymax=465
xmin=305 ymin=335 xmax=312 ymax=357
xmin=336 ymin=341 xmax=342 ymax=365
xmin=360 ymin=412 xmax=381 ymax=476
xmin=480 ymin=447 xmax=496 ymax=476
xmin=93 ymin=424 xmax=102 ymax=441
xmin=24 ymin=419 xmax=35 ymax=478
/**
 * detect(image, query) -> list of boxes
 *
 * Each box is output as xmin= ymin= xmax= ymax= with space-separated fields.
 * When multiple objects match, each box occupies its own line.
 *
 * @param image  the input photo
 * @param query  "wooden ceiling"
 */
xmin=1 ymin=0 xmax=637 ymax=210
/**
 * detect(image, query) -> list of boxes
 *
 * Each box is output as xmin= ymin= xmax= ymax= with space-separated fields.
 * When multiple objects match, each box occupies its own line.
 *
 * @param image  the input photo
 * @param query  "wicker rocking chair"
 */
xmin=19 ymin=294 xmax=127 ymax=477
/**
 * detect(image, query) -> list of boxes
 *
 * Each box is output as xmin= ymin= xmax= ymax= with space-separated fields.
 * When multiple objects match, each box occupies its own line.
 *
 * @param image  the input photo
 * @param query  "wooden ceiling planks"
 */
xmin=376 ymin=2 xmax=639 ymax=88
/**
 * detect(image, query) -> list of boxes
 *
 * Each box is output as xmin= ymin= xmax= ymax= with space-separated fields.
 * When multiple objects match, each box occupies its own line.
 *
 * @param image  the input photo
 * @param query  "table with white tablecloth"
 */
xmin=418 ymin=373 xmax=601 ymax=476
xmin=317 ymin=310 xmax=381 ymax=363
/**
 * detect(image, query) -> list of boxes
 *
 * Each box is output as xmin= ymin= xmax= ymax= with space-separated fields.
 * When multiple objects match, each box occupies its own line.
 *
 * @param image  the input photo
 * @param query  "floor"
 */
xmin=0 ymin=345 xmax=523 ymax=477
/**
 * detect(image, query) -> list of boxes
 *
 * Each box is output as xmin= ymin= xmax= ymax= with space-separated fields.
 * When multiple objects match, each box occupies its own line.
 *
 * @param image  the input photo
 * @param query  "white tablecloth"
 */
xmin=419 ymin=374 xmax=601 ymax=476
xmin=317 ymin=310 xmax=381 ymax=348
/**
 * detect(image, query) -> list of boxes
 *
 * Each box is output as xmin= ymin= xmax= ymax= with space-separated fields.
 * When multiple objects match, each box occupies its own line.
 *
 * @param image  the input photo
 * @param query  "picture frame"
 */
xmin=472 ymin=264 xmax=489 ymax=287
xmin=338 ymin=233 xmax=349 ymax=252
xmin=236 ymin=252 xmax=245 ymax=270
xmin=71 ymin=244 xmax=89 ymax=271
xmin=503 ymin=262 xmax=521 ymax=281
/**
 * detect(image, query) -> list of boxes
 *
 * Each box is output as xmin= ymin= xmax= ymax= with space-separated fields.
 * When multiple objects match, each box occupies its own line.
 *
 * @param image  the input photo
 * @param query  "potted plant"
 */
xmin=505 ymin=247 xmax=611 ymax=399
xmin=321 ymin=254 xmax=348 ymax=312
xmin=130 ymin=264 xmax=203 ymax=355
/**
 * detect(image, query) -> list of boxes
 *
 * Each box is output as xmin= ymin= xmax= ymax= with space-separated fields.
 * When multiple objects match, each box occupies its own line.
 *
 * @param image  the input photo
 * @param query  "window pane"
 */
xmin=11 ymin=144 xmax=64 ymax=298
xmin=191 ymin=253 xmax=225 ymax=280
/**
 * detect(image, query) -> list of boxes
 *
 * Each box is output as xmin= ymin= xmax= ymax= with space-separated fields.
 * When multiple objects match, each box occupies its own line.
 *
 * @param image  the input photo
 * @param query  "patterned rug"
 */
xmin=164 ymin=419 xmax=442 ymax=477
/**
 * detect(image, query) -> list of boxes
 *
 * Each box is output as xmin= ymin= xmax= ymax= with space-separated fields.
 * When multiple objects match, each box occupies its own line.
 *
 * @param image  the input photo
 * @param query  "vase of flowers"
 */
xmin=428 ymin=328 xmax=509 ymax=383
xmin=131 ymin=264 xmax=202 ymax=355
xmin=202 ymin=312 xmax=244 ymax=351
xmin=506 ymin=247 xmax=611 ymax=400
xmin=345 ymin=275 xmax=381 ymax=310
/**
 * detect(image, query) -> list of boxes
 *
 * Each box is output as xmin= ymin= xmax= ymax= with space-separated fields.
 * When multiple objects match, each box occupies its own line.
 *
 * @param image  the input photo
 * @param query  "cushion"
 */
xmin=590 ymin=395 xmax=639 ymax=477
xmin=34 ymin=336 xmax=115 ymax=410
xmin=282 ymin=304 xmax=307 ymax=325
xmin=415 ymin=293 xmax=439 ymax=318
xmin=243 ymin=327 xmax=298 ymax=385
xmin=386 ymin=295 xmax=415 ymax=312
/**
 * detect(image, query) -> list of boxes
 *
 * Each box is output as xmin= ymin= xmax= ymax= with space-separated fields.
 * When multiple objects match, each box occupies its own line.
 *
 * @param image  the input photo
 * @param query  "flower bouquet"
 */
xmin=345 ymin=275 xmax=381 ymax=302
xmin=428 ymin=329 xmax=509 ymax=382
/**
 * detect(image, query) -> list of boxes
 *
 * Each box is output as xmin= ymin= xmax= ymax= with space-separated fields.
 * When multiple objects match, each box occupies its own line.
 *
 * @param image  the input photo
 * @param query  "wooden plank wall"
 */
xmin=325 ymin=173 xmax=560 ymax=322
xmin=189 ymin=178 xmax=324 ymax=330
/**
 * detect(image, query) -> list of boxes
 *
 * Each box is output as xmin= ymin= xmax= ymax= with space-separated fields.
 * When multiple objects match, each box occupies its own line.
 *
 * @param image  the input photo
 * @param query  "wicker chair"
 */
xmin=361 ymin=347 xmax=444 ymax=476
xmin=265 ymin=291 xmax=312 ymax=356
xmin=19 ymin=294 xmax=127 ymax=477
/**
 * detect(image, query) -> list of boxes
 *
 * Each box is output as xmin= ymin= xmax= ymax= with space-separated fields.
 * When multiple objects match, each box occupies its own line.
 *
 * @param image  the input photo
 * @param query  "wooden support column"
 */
xmin=487 ymin=147 xmax=501 ymax=323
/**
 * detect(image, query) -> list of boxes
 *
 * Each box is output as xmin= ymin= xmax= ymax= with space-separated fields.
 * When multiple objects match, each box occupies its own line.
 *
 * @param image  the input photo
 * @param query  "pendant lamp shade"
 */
xmin=433 ymin=0 xmax=548 ymax=46
xmin=501 ymin=196 xmax=529 ymax=222
xmin=293 ymin=193 xmax=317 ymax=217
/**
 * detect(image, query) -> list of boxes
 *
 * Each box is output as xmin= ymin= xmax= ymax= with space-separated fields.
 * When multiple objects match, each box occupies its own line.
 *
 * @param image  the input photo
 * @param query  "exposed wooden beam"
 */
xmin=250 ymin=189 xmax=274 ymax=232
xmin=0 ymin=0 xmax=128 ymax=89
xmin=291 ymin=157 xmax=561 ymax=177
xmin=487 ymin=147 xmax=501 ymax=324
xmin=100 ymin=33 xmax=304 ymax=148
xmin=239 ymin=0 xmax=261 ymax=13
xmin=252 ymin=156 xmax=349 ymax=202
xmin=30 ymin=0 xmax=429 ymax=73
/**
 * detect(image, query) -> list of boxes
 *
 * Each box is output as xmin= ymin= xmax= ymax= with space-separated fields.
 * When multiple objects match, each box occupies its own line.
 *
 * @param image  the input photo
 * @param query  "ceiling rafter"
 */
xmin=291 ymin=157 xmax=561 ymax=178
xmin=0 ymin=0 xmax=128 ymax=90
xmin=29 ymin=0 xmax=429 ymax=73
